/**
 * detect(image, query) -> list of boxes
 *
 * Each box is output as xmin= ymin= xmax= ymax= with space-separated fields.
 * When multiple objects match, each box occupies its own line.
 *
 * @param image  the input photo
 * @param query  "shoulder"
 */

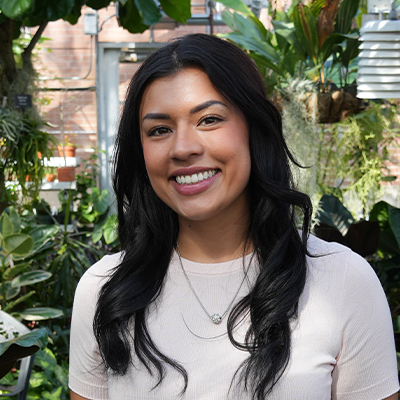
xmin=75 ymin=252 xmax=124 ymax=300
xmin=306 ymin=234 xmax=377 ymax=282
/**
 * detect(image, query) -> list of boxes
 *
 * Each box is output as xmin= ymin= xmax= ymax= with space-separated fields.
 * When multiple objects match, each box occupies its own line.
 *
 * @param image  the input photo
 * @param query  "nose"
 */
xmin=168 ymin=124 xmax=204 ymax=161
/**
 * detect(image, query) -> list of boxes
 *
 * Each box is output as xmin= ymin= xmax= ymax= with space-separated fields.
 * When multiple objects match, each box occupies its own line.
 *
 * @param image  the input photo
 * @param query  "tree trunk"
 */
xmin=0 ymin=17 xmax=17 ymax=107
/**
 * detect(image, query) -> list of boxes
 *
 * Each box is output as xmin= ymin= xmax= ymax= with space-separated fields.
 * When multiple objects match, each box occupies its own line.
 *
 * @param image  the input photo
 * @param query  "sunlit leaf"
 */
xmin=3 ymin=234 xmax=33 ymax=256
xmin=0 ymin=212 xmax=13 ymax=238
xmin=0 ymin=0 xmax=33 ymax=19
xmin=221 ymin=32 xmax=280 ymax=64
xmin=217 ymin=0 xmax=252 ymax=16
xmin=335 ymin=0 xmax=360 ymax=34
xmin=0 ymin=328 xmax=48 ymax=357
xmin=11 ymin=270 xmax=51 ymax=287
xmin=18 ymin=307 xmax=63 ymax=321
xmin=8 ymin=208 xmax=21 ymax=234
xmin=29 ymin=225 xmax=59 ymax=254
xmin=103 ymin=214 xmax=118 ymax=244
xmin=93 ymin=189 xmax=109 ymax=215
xmin=3 ymin=261 xmax=32 ymax=280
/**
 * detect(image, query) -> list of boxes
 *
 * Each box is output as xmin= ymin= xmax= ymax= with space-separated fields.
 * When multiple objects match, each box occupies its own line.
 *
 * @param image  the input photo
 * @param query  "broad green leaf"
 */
xmin=221 ymin=9 xmax=236 ymax=30
xmin=134 ymin=0 xmax=162 ymax=26
xmin=34 ymin=348 xmax=57 ymax=370
xmin=0 ymin=212 xmax=13 ymax=238
xmin=11 ymin=270 xmax=51 ymax=287
xmin=5 ymin=284 xmax=20 ymax=300
xmin=309 ymin=0 xmax=325 ymax=18
xmin=3 ymin=291 xmax=35 ymax=312
xmin=63 ymin=0 xmax=85 ymax=24
xmin=315 ymin=195 xmax=354 ymax=236
xmin=319 ymin=32 xmax=358 ymax=64
xmin=370 ymin=201 xmax=390 ymax=230
xmin=94 ymin=190 xmax=109 ymax=215
xmin=232 ymin=12 xmax=264 ymax=41
xmin=30 ymin=0 xmax=74 ymax=22
xmin=292 ymin=3 xmax=318 ymax=65
xmin=8 ymin=208 xmax=21 ymax=234
xmin=248 ymin=52 xmax=283 ymax=77
xmin=3 ymin=234 xmax=33 ymax=256
xmin=0 ymin=328 xmax=48 ymax=357
xmin=274 ymin=26 xmax=307 ymax=62
xmin=388 ymin=204 xmax=400 ymax=249
xmin=91 ymin=228 xmax=103 ymax=244
xmin=221 ymin=32 xmax=280 ymax=64
xmin=335 ymin=0 xmax=359 ymax=34
xmin=3 ymin=261 xmax=32 ymax=280
xmin=86 ymin=0 xmax=112 ymax=10
xmin=248 ymin=15 xmax=268 ymax=39
xmin=19 ymin=307 xmax=63 ymax=321
xmin=282 ymin=49 xmax=298 ymax=77
xmin=118 ymin=0 xmax=149 ymax=34
xmin=159 ymin=0 xmax=191 ymax=23
xmin=340 ymin=37 xmax=359 ymax=69
xmin=103 ymin=215 xmax=118 ymax=244
xmin=29 ymin=225 xmax=59 ymax=254
xmin=0 ymin=0 xmax=33 ymax=19
xmin=54 ymin=363 xmax=68 ymax=387
xmin=275 ymin=10 xmax=291 ymax=23
xmin=217 ymin=0 xmax=252 ymax=16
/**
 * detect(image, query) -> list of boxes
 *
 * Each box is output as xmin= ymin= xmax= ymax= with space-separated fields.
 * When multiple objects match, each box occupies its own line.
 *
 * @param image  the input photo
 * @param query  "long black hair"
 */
xmin=94 ymin=33 xmax=312 ymax=399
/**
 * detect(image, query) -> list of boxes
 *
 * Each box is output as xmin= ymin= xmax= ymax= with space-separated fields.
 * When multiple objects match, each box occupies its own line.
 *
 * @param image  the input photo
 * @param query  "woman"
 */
xmin=69 ymin=34 xmax=399 ymax=400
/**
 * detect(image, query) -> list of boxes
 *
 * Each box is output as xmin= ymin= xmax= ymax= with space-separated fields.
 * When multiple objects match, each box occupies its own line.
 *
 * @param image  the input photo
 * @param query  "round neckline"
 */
xmin=171 ymin=250 xmax=255 ymax=275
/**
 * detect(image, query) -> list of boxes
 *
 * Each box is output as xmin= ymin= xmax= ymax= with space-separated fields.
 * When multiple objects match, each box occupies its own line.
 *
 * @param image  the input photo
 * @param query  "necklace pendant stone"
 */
xmin=211 ymin=314 xmax=222 ymax=324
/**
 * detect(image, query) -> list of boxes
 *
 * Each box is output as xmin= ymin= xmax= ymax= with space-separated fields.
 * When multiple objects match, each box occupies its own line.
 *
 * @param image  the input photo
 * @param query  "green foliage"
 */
xmin=0 ymin=208 xmax=62 ymax=321
xmin=0 ymin=109 xmax=57 ymax=206
xmin=0 ymin=0 xmax=191 ymax=34
xmin=0 ymin=327 xmax=48 ymax=357
xmin=27 ymin=348 xmax=69 ymax=400
xmin=220 ymin=0 xmax=363 ymax=94
xmin=316 ymin=103 xmax=399 ymax=215
xmin=0 ymin=347 xmax=69 ymax=400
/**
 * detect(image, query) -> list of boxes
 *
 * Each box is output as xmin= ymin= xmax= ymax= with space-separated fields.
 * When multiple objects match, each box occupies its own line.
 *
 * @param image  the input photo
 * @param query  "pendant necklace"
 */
xmin=176 ymin=243 xmax=255 ymax=324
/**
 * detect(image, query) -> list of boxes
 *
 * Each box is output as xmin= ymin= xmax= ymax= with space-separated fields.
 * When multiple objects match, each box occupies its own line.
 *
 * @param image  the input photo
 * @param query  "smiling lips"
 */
xmin=175 ymin=169 xmax=218 ymax=185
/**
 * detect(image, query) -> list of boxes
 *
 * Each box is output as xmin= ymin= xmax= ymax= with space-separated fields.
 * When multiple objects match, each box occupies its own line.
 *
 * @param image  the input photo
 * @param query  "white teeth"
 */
xmin=191 ymin=174 xmax=198 ymax=183
xmin=175 ymin=169 xmax=217 ymax=185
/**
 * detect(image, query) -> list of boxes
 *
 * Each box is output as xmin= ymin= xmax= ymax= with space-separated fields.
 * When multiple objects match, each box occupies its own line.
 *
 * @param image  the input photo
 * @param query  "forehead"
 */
xmin=139 ymin=68 xmax=226 ymax=116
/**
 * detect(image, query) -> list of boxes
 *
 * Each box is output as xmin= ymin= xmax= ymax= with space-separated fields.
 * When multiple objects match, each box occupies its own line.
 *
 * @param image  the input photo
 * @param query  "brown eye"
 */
xmin=148 ymin=126 xmax=170 ymax=136
xmin=199 ymin=115 xmax=223 ymax=126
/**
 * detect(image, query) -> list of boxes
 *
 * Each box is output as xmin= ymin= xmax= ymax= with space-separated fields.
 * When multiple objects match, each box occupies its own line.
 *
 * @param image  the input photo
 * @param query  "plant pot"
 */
xmin=58 ymin=145 xmax=76 ymax=157
xmin=57 ymin=167 xmax=75 ymax=182
xmin=46 ymin=173 xmax=57 ymax=182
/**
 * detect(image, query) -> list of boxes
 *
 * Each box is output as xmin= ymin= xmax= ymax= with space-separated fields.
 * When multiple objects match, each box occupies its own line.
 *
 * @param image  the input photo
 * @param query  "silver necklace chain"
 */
xmin=176 ymin=244 xmax=255 ymax=324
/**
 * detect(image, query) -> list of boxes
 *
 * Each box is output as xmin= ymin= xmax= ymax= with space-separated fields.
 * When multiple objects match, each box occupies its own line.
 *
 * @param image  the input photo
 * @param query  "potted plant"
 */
xmin=57 ymin=166 xmax=75 ymax=182
xmin=57 ymin=135 xmax=77 ymax=157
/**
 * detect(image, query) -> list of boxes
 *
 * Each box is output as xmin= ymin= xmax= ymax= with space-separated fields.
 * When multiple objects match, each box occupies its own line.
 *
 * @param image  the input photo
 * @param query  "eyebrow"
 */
xmin=141 ymin=113 xmax=171 ymax=123
xmin=141 ymin=100 xmax=228 ymax=123
xmin=189 ymin=100 xmax=228 ymax=114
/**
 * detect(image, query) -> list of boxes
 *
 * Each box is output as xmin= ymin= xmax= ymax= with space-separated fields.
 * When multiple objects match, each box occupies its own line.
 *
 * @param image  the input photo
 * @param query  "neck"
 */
xmin=177 ymin=211 xmax=252 ymax=263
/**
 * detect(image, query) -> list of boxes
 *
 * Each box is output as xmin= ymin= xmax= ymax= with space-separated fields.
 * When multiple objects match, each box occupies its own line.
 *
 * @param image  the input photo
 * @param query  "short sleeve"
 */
xmin=69 ymin=254 xmax=121 ymax=399
xmin=332 ymin=250 xmax=399 ymax=400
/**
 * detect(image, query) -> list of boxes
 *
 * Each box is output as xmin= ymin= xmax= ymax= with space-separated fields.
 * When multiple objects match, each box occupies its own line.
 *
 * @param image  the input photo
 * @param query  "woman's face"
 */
xmin=139 ymin=67 xmax=251 ymax=224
